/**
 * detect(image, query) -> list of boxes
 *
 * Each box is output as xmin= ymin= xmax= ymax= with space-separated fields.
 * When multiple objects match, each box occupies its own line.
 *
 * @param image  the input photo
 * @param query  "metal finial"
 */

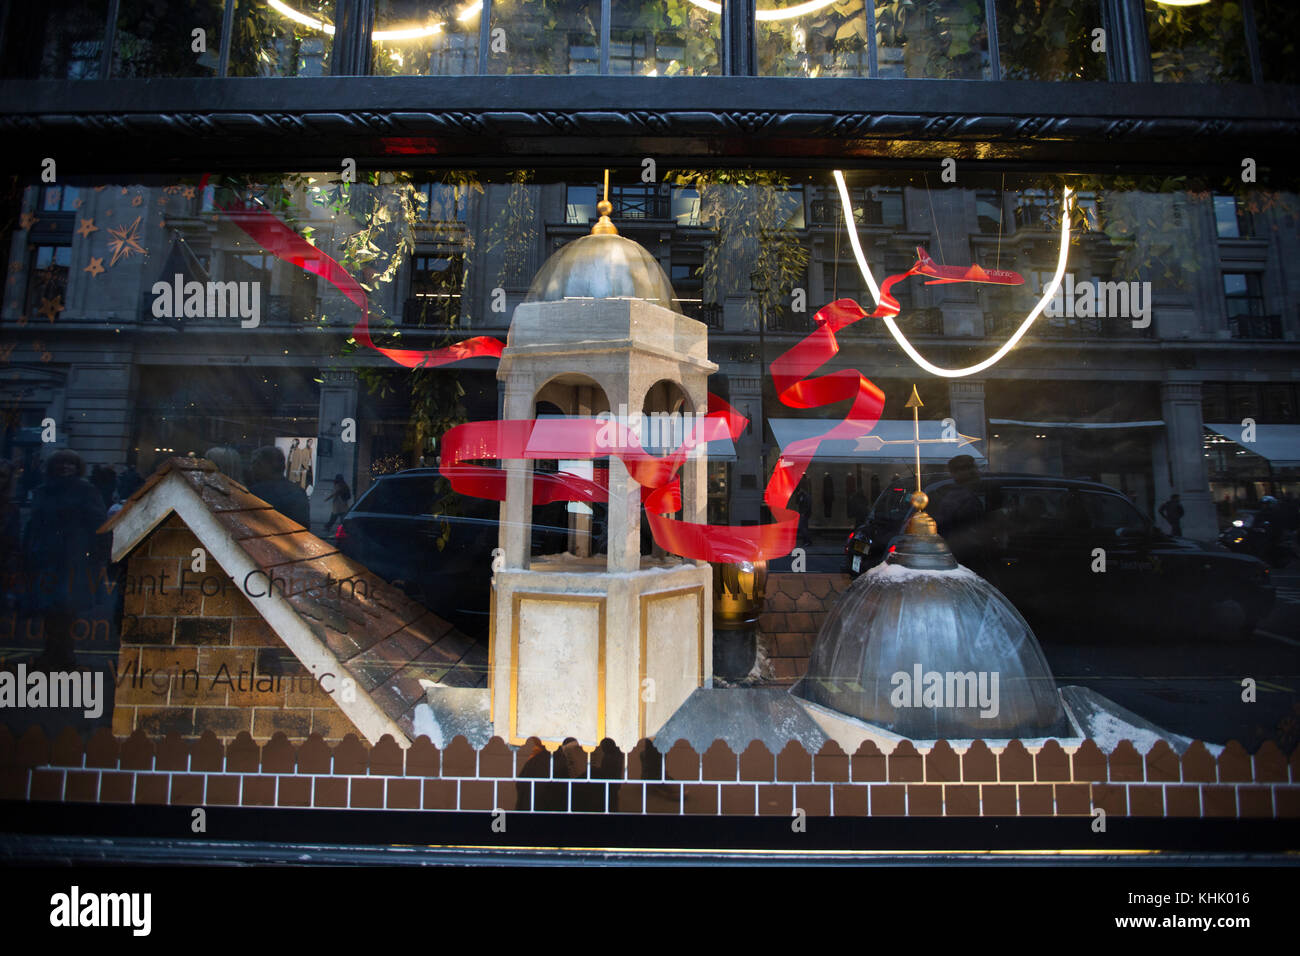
xmin=591 ymin=169 xmax=618 ymax=236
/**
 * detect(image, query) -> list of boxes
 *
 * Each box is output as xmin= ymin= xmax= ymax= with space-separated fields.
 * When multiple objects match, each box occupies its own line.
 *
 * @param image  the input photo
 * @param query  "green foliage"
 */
xmin=671 ymin=168 xmax=810 ymax=328
xmin=1146 ymin=0 xmax=1248 ymax=84
xmin=997 ymin=0 xmax=1105 ymax=81
xmin=613 ymin=0 xmax=720 ymax=74
xmin=757 ymin=0 xmax=871 ymax=77
xmin=229 ymin=0 xmax=334 ymax=77
xmin=875 ymin=0 xmax=988 ymax=79
xmin=485 ymin=170 xmax=538 ymax=290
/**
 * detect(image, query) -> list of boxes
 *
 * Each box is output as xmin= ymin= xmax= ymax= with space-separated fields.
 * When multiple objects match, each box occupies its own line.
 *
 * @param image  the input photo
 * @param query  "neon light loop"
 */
xmin=833 ymin=170 xmax=1074 ymax=379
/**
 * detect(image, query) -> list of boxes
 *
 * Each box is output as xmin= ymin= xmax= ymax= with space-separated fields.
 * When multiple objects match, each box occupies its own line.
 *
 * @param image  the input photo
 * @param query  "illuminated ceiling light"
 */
xmin=833 ymin=169 xmax=1073 ymax=379
xmin=685 ymin=0 xmax=841 ymax=21
xmin=267 ymin=0 xmax=475 ymax=40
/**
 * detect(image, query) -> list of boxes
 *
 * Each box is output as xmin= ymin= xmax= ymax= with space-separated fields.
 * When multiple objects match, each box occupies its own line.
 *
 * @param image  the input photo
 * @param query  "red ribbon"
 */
xmin=203 ymin=176 xmax=1028 ymax=562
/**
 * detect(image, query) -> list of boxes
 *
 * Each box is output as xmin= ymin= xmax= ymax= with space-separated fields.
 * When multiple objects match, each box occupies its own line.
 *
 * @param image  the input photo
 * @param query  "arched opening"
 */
xmin=530 ymin=374 xmax=611 ymax=562
xmin=641 ymin=379 xmax=693 ymax=557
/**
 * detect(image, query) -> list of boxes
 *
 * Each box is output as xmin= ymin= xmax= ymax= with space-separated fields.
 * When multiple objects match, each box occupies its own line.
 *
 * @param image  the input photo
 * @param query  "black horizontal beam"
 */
xmin=1 ymin=76 xmax=1296 ymax=176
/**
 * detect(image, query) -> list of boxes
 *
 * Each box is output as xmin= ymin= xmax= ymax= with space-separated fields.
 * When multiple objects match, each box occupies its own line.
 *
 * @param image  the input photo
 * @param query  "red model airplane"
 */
xmin=913 ymin=247 xmax=1023 ymax=286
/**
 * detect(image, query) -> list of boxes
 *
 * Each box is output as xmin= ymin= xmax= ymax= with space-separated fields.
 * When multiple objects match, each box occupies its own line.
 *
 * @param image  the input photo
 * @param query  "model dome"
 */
xmin=525 ymin=201 xmax=680 ymax=313
xmin=792 ymin=503 xmax=1068 ymax=739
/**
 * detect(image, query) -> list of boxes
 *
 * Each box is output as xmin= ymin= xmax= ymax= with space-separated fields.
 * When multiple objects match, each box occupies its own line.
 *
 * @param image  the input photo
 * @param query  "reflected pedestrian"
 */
xmin=22 ymin=450 xmax=108 ymax=668
xmin=1158 ymin=494 xmax=1184 ymax=536
xmin=205 ymin=446 xmax=245 ymax=485
xmin=248 ymin=446 xmax=311 ymax=528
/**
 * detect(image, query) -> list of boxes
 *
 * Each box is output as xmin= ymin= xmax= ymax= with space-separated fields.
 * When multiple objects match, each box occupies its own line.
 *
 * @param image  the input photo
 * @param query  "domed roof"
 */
xmin=526 ymin=232 xmax=681 ymax=313
xmin=792 ymin=528 xmax=1068 ymax=740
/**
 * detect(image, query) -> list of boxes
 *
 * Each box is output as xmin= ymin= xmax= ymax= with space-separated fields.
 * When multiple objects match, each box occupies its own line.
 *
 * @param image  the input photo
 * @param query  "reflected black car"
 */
xmin=844 ymin=474 xmax=1274 ymax=640
xmin=335 ymin=468 xmax=606 ymax=638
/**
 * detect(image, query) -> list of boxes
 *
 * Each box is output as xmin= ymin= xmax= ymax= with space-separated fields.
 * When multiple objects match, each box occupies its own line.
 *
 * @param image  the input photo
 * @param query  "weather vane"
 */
xmin=853 ymin=384 xmax=980 ymax=496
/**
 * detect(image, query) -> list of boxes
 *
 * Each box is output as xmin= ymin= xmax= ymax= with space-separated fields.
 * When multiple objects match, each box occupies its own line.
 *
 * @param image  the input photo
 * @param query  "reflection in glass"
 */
xmin=610 ymin=0 xmax=719 ymax=75
xmin=26 ymin=246 xmax=71 ymax=317
xmin=1 ymin=2 xmax=109 ymax=79
xmin=488 ymin=0 xmax=600 ymax=75
xmin=1145 ymin=0 xmax=1248 ymax=83
xmin=372 ymin=0 xmax=481 ymax=76
xmin=113 ymin=0 xmax=225 ymax=77
xmin=1254 ymin=0 xmax=1300 ymax=84
xmin=230 ymin=0 xmax=335 ymax=77
xmin=1214 ymin=194 xmax=1252 ymax=239
xmin=875 ymin=0 xmax=989 ymax=79
xmin=996 ymin=0 xmax=1104 ymax=81
xmin=757 ymin=0 xmax=869 ymax=77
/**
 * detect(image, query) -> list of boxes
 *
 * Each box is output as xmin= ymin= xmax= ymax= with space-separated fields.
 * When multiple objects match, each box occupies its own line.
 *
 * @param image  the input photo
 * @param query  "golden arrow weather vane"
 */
xmin=852 ymin=384 xmax=981 ymax=494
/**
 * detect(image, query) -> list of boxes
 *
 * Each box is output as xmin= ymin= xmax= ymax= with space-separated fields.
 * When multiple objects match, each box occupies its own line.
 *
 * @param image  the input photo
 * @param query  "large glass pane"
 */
xmin=609 ymin=0 xmax=719 ymax=76
xmin=1255 ymin=0 xmax=1300 ymax=84
xmin=229 ymin=0 xmax=336 ymax=77
xmin=0 ymin=1 xmax=109 ymax=79
xmin=5 ymin=164 xmax=1300 ymax=848
xmin=757 ymin=0 xmax=871 ymax=77
xmin=875 ymin=0 xmax=990 ymax=79
xmin=1145 ymin=0 xmax=1249 ymax=83
xmin=997 ymin=0 xmax=1105 ymax=80
xmin=372 ymin=0 xmax=482 ymax=76
xmin=112 ymin=0 xmax=225 ymax=77
xmin=487 ymin=0 xmax=600 ymax=75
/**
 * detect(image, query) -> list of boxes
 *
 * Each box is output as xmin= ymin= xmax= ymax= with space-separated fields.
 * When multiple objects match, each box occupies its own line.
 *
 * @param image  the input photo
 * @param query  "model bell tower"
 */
xmin=490 ymin=178 xmax=716 ymax=748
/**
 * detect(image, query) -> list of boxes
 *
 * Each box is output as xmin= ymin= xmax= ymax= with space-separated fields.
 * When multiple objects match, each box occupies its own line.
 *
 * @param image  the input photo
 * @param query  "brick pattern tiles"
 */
xmin=4 ymin=728 xmax=1297 ymax=818
xmin=108 ymin=458 xmax=487 ymax=743
xmin=760 ymin=573 xmax=848 ymax=684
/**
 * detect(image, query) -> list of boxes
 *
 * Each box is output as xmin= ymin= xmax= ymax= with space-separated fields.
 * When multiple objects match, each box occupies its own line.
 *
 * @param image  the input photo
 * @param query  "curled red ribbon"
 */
xmin=202 ymin=178 xmax=1022 ymax=563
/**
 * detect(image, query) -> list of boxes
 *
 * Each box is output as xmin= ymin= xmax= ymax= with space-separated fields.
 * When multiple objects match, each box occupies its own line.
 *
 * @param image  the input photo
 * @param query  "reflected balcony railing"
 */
xmin=1228 ymin=314 xmax=1283 ymax=340
xmin=809 ymin=198 xmax=884 ymax=226
xmin=986 ymin=310 xmax=1155 ymax=339
xmin=679 ymin=300 xmax=723 ymax=328
xmin=137 ymin=291 xmax=296 ymax=327
xmin=403 ymin=294 xmax=462 ymax=328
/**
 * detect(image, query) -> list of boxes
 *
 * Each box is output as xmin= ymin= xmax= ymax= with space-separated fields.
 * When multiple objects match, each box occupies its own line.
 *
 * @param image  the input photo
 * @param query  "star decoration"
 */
xmin=156 ymin=196 xmax=168 ymax=206
xmin=72 ymin=198 xmax=83 ymax=209
xmin=19 ymin=213 xmax=36 ymax=230
xmin=84 ymin=257 xmax=105 ymax=277
xmin=120 ymin=187 xmax=129 ymax=195
xmin=106 ymin=216 xmax=146 ymax=266
xmin=76 ymin=218 xmax=98 ymax=238
xmin=36 ymin=296 xmax=63 ymax=322
xmin=36 ymin=265 xmax=59 ymax=286
xmin=182 ymin=185 xmax=196 ymax=200
xmin=105 ymin=209 xmax=114 ymax=217
xmin=16 ymin=315 xmax=27 ymax=326
xmin=94 ymin=185 xmax=106 ymax=192
xmin=164 ymin=184 xmax=183 ymax=195
xmin=131 ymin=195 xmax=143 ymax=207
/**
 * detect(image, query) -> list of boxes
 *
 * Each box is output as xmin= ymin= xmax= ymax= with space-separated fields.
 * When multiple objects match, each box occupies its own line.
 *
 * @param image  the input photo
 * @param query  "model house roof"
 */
xmin=100 ymin=457 xmax=486 ymax=746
